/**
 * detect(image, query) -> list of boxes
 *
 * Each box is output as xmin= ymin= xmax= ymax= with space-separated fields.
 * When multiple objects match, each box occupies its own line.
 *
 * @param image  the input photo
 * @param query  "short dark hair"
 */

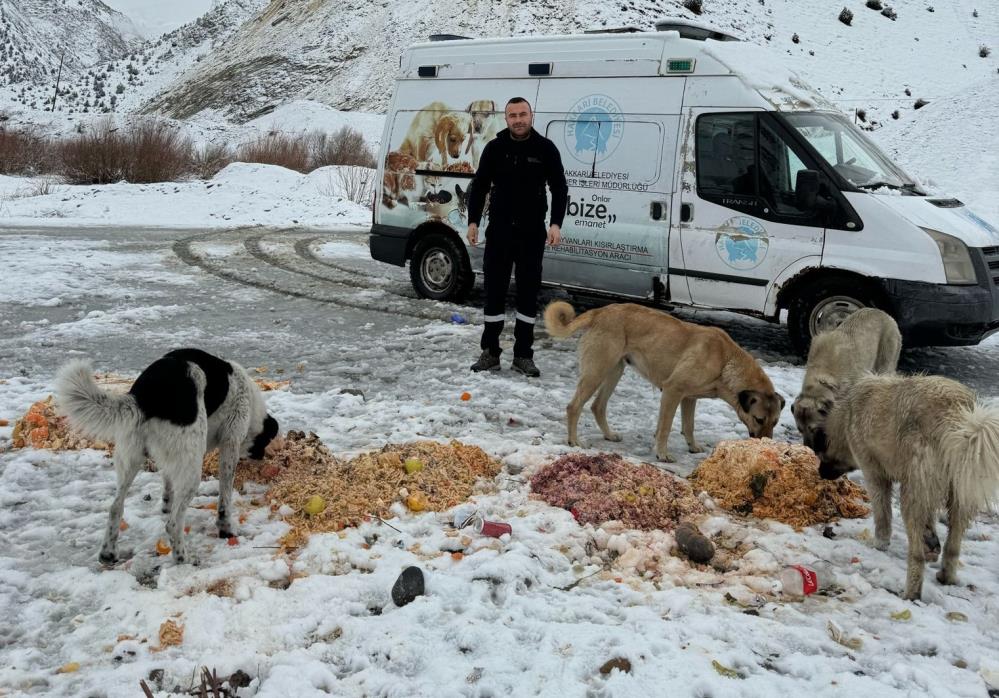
xmin=505 ymin=97 xmax=531 ymax=110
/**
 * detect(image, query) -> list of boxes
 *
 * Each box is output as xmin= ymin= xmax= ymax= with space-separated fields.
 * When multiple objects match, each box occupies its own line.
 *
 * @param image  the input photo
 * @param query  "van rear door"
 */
xmin=676 ymin=109 xmax=826 ymax=312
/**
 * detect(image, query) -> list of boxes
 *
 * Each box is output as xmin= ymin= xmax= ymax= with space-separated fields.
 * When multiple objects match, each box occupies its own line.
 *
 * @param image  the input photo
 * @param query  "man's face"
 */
xmin=504 ymin=102 xmax=533 ymax=138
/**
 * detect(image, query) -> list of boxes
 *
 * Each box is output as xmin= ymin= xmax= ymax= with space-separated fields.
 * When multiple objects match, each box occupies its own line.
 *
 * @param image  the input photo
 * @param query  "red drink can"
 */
xmin=474 ymin=518 xmax=512 ymax=537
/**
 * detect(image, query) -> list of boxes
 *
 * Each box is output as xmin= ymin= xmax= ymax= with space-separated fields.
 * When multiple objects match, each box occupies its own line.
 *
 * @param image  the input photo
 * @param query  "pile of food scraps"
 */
xmin=10 ymin=373 xmax=132 ymax=451
xmin=529 ymin=452 xmax=705 ymax=530
xmin=263 ymin=436 xmax=502 ymax=547
xmin=688 ymin=439 xmax=869 ymax=528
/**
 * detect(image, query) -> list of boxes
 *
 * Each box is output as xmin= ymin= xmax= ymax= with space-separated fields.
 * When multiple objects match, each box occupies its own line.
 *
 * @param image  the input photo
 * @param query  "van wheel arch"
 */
xmin=779 ymin=270 xmax=889 ymax=356
xmin=407 ymin=223 xmax=475 ymax=302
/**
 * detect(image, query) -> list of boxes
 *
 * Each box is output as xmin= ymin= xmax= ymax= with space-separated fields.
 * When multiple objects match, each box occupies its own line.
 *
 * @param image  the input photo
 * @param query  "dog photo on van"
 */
xmin=399 ymin=101 xmax=472 ymax=169
xmin=55 ymin=349 xmax=280 ymax=566
xmin=544 ymin=301 xmax=784 ymax=462
xmin=812 ymin=374 xmax=999 ymax=600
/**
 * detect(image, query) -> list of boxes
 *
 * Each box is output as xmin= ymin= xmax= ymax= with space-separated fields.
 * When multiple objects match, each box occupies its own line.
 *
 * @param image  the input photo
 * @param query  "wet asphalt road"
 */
xmin=1 ymin=224 xmax=997 ymax=395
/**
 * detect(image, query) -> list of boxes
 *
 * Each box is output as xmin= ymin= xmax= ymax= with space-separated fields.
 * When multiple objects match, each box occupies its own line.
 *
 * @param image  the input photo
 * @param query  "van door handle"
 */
xmin=681 ymin=203 xmax=693 ymax=222
xmin=650 ymin=201 xmax=667 ymax=220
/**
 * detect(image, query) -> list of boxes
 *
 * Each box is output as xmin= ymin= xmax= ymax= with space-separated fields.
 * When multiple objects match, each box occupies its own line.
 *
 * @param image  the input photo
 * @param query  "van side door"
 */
xmin=677 ymin=109 xmax=826 ymax=312
xmin=535 ymin=79 xmax=681 ymax=299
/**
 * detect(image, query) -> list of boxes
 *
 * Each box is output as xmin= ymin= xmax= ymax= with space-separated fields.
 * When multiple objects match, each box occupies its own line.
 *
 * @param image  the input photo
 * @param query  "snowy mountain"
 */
xmin=0 ymin=0 xmax=142 ymax=87
xmin=142 ymin=0 xmax=998 ymax=126
xmin=0 ymin=0 xmax=264 ymax=120
xmin=0 ymin=0 xmax=995 ymax=144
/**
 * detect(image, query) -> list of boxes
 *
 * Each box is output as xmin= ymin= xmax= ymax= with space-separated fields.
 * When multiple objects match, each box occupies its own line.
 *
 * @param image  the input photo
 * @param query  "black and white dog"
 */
xmin=55 ymin=349 xmax=279 ymax=565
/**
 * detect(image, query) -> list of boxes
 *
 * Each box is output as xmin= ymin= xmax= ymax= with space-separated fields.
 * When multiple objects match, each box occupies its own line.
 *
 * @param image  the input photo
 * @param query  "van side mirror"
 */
xmin=796 ymin=169 xmax=820 ymax=209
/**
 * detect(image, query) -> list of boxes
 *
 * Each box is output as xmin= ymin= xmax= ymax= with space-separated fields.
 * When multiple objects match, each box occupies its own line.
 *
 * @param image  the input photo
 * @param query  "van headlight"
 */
xmin=923 ymin=228 xmax=978 ymax=285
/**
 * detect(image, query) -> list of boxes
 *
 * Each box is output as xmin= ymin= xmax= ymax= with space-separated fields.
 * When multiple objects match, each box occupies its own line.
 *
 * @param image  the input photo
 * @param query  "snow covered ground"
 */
xmin=1 ymin=218 xmax=999 ymax=697
xmin=0 ymin=162 xmax=373 ymax=229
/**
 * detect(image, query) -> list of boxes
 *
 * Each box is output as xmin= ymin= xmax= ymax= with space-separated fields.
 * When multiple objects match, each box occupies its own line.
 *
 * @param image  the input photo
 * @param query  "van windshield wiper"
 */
xmin=856 ymin=180 xmax=905 ymax=191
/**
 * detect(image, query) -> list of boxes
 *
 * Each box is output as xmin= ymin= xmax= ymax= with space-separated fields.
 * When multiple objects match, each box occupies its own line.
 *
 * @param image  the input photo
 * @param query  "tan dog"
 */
xmin=465 ymin=99 xmax=499 ymax=163
xmin=793 ymin=308 xmax=901 ymax=449
xmin=399 ymin=101 xmax=471 ymax=168
xmin=813 ymin=374 xmax=999 ymax=600
xmin=466 ymin=99 xmax=496 ymax=136
xmin=544 ymin=302 xmax=784 ymax=462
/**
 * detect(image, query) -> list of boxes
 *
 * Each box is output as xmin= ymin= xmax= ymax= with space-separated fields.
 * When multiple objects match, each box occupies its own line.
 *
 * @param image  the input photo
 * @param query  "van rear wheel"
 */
xmin=409 ymin=233 xmax=474 ymax=302
xmin=787 ymin=277 xmax=878 ymax=356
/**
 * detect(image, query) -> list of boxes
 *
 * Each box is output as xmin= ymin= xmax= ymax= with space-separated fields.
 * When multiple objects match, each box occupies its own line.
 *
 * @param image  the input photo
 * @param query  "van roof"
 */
xmin=400 ymin=31 xmax=834 ymax=112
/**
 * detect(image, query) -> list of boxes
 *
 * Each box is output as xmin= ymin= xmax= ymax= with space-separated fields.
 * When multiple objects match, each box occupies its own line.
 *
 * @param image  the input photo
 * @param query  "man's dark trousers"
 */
xmin=480 ymin=224 xmax=546 ymax=360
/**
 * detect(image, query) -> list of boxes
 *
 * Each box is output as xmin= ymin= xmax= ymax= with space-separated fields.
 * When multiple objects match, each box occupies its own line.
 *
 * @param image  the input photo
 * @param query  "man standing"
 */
xmin=466 ymin=97 xmax=568 ymax=377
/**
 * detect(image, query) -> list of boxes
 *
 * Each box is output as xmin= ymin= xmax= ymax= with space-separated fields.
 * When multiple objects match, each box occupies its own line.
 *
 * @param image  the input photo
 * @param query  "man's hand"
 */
xmin=467 ymin=223 xmax=479 ymax=246
xmin=547 ymin=224 xmax=561 ymax=247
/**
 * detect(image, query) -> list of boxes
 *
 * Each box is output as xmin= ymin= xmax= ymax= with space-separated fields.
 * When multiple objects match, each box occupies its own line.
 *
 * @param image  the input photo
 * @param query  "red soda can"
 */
xmin=473 ymin=517 xmax=512 ymax=538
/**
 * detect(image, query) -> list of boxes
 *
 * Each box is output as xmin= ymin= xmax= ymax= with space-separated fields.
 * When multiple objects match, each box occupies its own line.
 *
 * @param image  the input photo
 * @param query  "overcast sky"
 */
xmin=100 ymin=0 xmax=213 ymax=38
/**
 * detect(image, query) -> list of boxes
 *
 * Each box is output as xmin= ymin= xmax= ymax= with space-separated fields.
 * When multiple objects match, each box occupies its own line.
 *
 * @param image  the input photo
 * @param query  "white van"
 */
xmin=369 ymin=20 xmax=999 ymax=353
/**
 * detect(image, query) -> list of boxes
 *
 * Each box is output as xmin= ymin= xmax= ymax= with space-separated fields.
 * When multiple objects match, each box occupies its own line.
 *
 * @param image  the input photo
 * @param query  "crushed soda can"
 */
xmin=473 ymin=517 xmax=512 ymax=538
xmin=451 ymin=508 xmax=512 ymax=537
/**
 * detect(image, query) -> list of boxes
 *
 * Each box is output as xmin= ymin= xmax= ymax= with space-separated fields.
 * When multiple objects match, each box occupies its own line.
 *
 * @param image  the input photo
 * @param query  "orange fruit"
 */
xmin=460 ymin=392 xmax=471 ymax=401
xmin=155 ymin=540 xmax=172 ymax=556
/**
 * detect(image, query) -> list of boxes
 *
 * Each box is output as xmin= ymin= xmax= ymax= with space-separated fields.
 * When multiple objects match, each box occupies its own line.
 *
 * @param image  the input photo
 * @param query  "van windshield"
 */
xmin=781 ymin=112 xmax=917 ymax=192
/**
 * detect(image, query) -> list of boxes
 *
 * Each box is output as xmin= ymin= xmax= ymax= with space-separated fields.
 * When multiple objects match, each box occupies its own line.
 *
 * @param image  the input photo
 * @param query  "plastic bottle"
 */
xmin=779 ymin=560 xmax=836 ymax=597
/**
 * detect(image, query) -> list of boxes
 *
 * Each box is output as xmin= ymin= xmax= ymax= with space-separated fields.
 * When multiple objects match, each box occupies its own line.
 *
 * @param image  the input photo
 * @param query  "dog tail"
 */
xmin=942 ymin=403 xmax=999 ymax=513
xmin=543 ymin=301 xmax=595 ymax=339
xmin=54 ymin=360 xmax=139 ymax=442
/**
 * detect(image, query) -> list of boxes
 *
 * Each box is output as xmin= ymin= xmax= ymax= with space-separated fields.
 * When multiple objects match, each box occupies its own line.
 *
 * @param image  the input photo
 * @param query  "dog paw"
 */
xmin=656 ymin=451 xmax=676 ymax=463
xmin=873 ymin=538 xmax=890 ymax=552
xmin=936 ymin=568 xmax=957 ymax=585
xmin=603 ymin=432 xmax=623 ymax=443
xmin=687 ymin=444 xmax=705 ymax=454
xmin=98 ymin=550 xmax=117 ymax=566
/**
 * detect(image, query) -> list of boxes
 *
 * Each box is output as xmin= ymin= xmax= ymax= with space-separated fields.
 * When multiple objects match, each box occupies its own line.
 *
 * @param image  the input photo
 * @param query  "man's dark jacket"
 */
xmin=467 ymin=127 xmax=569 ymax=231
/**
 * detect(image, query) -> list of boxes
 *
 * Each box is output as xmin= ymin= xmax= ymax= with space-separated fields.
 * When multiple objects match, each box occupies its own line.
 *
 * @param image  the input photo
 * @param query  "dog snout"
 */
xmin=818 ymin=460 xmax=843 ymax=480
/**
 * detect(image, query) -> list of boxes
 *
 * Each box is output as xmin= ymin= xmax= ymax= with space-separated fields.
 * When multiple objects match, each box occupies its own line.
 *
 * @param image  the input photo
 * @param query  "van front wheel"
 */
xmin=787 ymin=278 xmax=877 ymax=356
xmin=409 ymin=233 xmax=474 ymax=302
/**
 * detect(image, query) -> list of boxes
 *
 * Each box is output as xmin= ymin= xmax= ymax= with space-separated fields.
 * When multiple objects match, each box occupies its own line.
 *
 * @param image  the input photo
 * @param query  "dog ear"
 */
xmin=455 ymin=183 xmax=464 ymax=196
xmin=778 ymin=393 xmax=786 ymax=410
xmin=249 ymin=414 xmax=279 ymax=460
xmin=811 ymin=427 xmax=828 ymax=454
xmin=738 ymin=390 xmax=757 ymax=412
xmin=264 ymin=414 xmax=278 ymax=439
xmin=434 ymin=120 xmax=449 ymax=162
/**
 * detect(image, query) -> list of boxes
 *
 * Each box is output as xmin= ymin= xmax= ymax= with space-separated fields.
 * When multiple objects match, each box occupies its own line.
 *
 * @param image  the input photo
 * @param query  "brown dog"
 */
xmin=382 ymin=150 xmax=418 ymax=208
xmin=399 ymin=101 xmax=470 ymax=168
xmin=544 ymin=302 xmax=784 ymax=462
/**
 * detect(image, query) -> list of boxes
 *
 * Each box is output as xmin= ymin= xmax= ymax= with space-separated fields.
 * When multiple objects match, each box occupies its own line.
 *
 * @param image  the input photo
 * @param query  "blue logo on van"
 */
xmin=716 ymin=217 xmax=769 ymax=270
xmin=564 ymin=95 xmax=624 ymax=164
